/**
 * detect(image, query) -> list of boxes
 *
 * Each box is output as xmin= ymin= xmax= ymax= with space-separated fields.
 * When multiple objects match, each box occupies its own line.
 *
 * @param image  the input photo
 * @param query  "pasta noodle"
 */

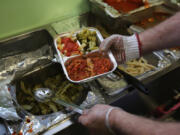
xmin=66 ymin=52 xmax=113 ymax=81
xmin=118 ymin=57 xmax=155 ymax=76
xmin=16 ymin=74 xmax=84 ymax=115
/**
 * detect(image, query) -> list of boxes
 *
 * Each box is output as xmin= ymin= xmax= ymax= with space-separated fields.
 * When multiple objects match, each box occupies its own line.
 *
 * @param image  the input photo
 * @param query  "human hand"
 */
xmin=78 ymin=104 xmax=115 ymax=135
xmin=100 ymin=34 xmax=141 ymax=64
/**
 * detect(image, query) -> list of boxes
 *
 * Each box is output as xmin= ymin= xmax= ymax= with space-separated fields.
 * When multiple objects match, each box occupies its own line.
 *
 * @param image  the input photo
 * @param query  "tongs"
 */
xmin=116 ymin=68 xmax=149 ymax=95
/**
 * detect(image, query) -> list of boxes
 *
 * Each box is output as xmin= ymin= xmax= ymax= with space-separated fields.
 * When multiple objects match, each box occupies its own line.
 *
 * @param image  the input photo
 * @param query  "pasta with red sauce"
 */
xmin=66 ymin=52 xmax=113 ymax=81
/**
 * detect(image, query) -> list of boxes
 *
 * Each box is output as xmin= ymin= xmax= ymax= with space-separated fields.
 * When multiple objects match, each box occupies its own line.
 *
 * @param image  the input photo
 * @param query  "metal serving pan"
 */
xmin=89 ymin=0 xmax=164 ymax=18
xmin=140 ymin=52 xmax=171 ymax=78
xmin=11 ymin=63 xmax=89 ymax=116
xmin=118 ymin=52 xmax=171 ymax=80
xmin=54 ymin=27 xmax=117 ymax=83
xmin=127 ymin=4 xmax=175 ymax=29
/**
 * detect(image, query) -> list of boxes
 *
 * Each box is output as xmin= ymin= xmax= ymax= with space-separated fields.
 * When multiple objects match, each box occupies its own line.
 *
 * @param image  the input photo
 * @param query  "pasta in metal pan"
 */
xmin=118 ymin=57 xmax=155 ymax=76
xmin=16 ymin=74 xmax=84 ymax=115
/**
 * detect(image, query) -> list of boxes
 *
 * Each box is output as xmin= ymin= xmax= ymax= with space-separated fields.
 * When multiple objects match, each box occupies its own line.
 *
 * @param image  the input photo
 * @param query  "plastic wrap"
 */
xmin=0 ymin=83 xmax=20 ymax=121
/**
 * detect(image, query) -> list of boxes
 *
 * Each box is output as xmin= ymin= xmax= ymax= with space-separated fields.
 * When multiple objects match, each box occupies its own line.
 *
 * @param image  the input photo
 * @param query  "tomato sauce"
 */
xmin=135 ymin=12 xmax=171 ymax=29
xmin=104 ymin=0 xmax=146 ymax=13
xmin=57 ymin=37 xmax=81 ymax=57
xmin=92 ymin=57 xmax=113 ymax=75
xmin=66 ymin=52 xmax=113 ymax=81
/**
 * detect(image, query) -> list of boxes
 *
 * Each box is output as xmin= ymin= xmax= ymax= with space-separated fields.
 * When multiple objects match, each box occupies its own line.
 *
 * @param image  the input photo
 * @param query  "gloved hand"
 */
xmin=78 ymin=104 xmax=119 ymax=135
xmin=100 ymin=34 xmax=141 ymax=64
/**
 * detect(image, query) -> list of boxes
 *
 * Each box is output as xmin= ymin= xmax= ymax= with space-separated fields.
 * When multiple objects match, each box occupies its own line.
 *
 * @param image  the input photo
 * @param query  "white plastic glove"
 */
xmin=100 ymin=34 xmax=141 ymax=64
xmin=78 ymin=104 xmax=116 ymax=135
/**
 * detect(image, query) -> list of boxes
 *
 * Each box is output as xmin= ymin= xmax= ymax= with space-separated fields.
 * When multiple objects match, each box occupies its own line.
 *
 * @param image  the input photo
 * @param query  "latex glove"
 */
xmin=100 ymin=34 xmax=141 ymax=64
xmin=78 ymin=104 xmax=114 ymax=135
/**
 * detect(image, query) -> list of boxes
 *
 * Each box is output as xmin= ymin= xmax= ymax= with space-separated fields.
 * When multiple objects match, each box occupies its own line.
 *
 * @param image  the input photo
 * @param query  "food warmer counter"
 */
xmin=1 ymin=1 xmax=180 ymax=134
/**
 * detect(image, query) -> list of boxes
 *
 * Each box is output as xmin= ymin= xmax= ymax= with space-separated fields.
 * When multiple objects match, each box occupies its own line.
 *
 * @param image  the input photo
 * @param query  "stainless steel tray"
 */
xmin=54 ymin=27 xmax=117 ymax=83
xmin=139 ymin=52 xmax=171 ymax=79
xmin=127 ymin=4 xmax=175 ymax=28
xmin=11 ymin=63 xmax=89 ymax=115
xmin=89 ymin=0 xmax=164 ymax=18
xmin=118 ymin=52 xmax=171 ymax=80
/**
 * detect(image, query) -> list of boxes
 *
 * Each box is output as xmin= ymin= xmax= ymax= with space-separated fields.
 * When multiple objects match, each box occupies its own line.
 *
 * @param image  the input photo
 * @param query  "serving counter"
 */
xmin=0 ymin=0 xmax=180 ymax=134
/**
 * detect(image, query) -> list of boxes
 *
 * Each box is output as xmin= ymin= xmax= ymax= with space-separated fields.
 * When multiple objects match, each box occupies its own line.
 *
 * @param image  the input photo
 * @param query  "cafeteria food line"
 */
xmin=0 ymin=0 xmax=180 ymax=134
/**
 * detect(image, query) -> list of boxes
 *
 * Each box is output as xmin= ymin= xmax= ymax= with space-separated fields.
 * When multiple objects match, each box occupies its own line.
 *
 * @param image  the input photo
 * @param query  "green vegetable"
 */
xmin=77 ymin=28 xmax=98 ymax=53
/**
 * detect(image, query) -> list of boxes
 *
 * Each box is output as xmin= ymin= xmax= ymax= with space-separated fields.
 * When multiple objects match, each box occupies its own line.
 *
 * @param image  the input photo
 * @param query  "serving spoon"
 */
xmin=34 ymin=88 xmax=83 ymax=114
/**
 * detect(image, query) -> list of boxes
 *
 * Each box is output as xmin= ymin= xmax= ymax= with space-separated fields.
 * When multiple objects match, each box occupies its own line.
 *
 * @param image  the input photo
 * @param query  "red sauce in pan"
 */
xmin=135 ymin=12 xmax=171 ymax=29
xmin=66 ymin=52 xmax=113 ymax=81
xmin=104 ymin=0 xmax=148 ymax=13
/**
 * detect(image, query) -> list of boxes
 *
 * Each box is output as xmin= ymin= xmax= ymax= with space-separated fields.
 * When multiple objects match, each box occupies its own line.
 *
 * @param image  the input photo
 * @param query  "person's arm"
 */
xmin=110 ymin=108 xmax=180 ymax=135
xmin=78 ymin=104 xmax=180 ymax=135
xmin=140 ymin=11 xmax=180 ymax=54
xmin=100 ymin=12 xmax=180 ymax=64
